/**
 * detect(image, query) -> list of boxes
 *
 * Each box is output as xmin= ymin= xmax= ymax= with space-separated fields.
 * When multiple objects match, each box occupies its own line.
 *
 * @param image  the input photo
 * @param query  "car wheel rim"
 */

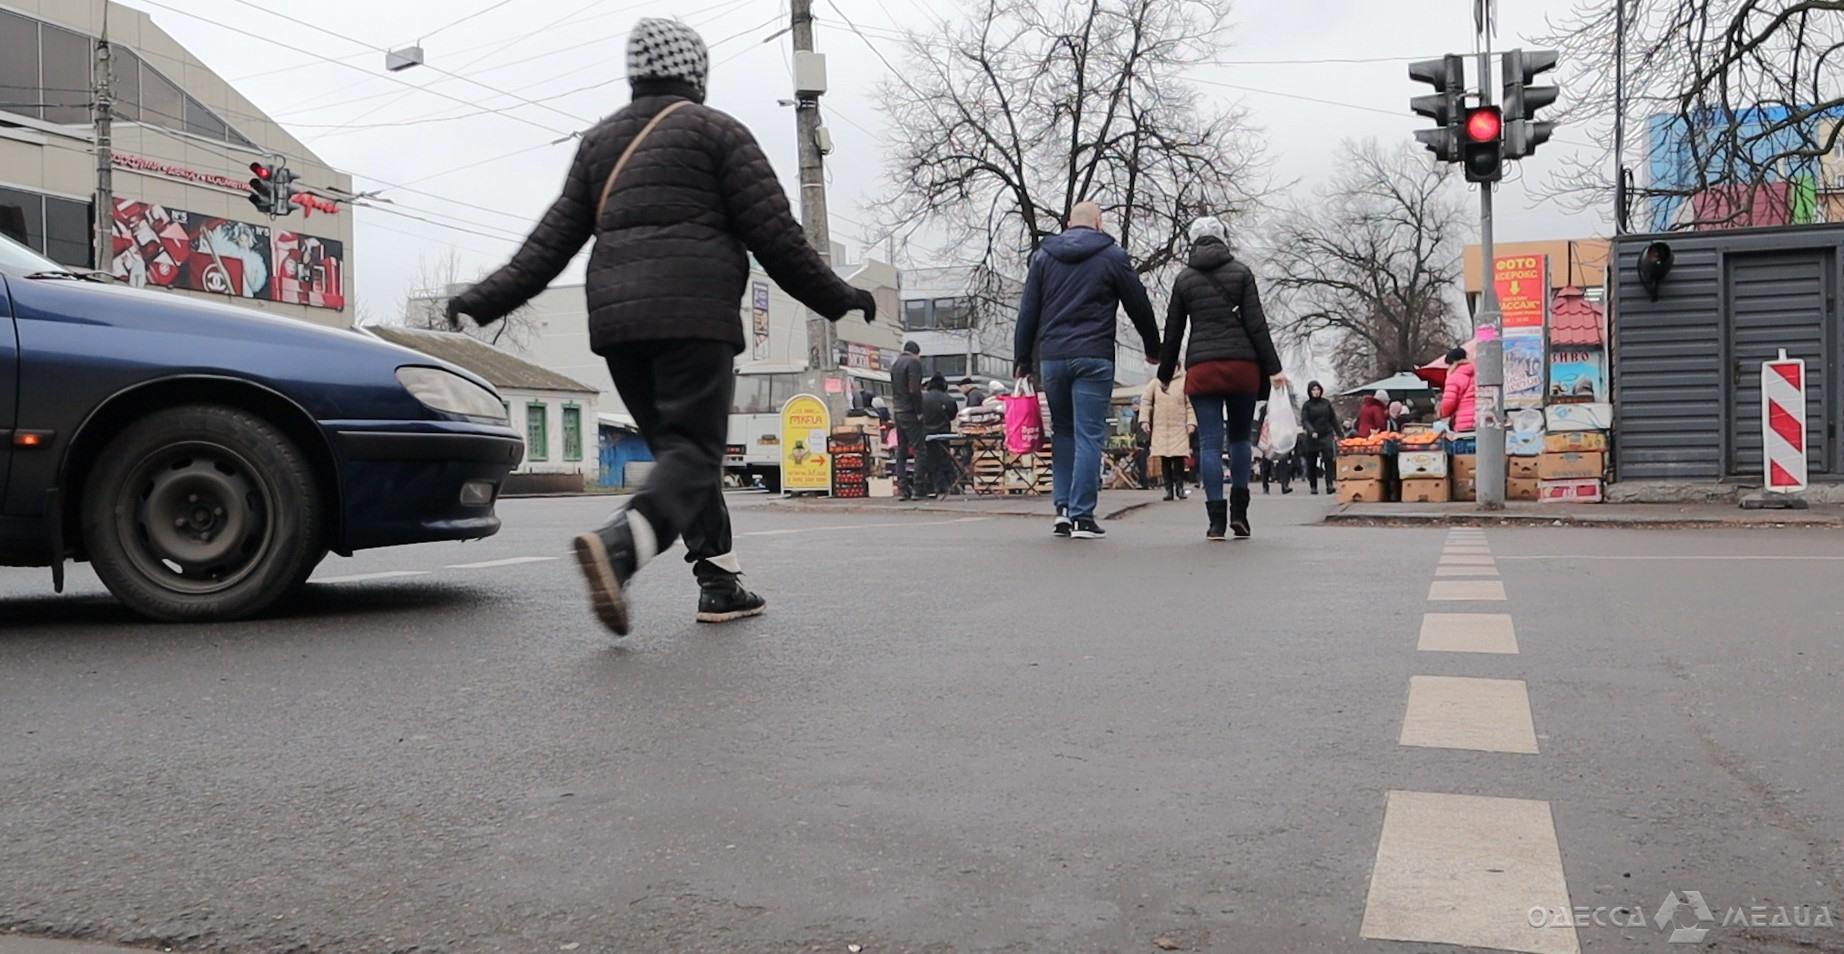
xmin=117 ymin=441 xmax=276 ymax=596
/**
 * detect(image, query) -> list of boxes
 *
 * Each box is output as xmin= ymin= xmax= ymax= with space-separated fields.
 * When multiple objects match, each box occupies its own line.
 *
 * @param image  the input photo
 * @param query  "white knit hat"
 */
xmin=1188 ymin=215 xmax=1227 ymax=244
xmin=627 ymin=18 xmax=709 ymax=95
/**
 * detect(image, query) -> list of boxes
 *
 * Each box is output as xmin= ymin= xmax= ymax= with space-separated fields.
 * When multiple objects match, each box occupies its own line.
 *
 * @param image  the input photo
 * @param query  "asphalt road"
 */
xmin=1 ymin=491 xmax=1841 ymax=953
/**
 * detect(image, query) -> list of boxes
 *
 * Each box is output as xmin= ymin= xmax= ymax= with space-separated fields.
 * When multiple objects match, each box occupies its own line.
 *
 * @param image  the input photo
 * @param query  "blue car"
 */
xmin=0 ymin=233 xmax=523 ymax=621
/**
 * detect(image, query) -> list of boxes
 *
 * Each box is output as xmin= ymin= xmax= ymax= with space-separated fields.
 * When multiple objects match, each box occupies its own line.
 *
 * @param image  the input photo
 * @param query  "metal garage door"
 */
xmin=1725 ymin=250 xmax=1833 ymax=476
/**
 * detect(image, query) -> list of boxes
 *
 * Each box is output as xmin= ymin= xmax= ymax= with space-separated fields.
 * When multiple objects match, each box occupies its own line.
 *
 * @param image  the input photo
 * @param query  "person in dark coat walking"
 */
xmin=1156 ymin=216 xmax=1285 ymax=540
xmin=888 ymin=341 xmax=926 ymax=500
xmin=1299 ymin=381 xmax=1342 ymax=494
xmin=446 ymin=18 xmax=874 ymax=636
xmin=1014 ymin=201 xmax=1161 ymax=541
xmin=921 ymin=373 xmax=960 ymax=498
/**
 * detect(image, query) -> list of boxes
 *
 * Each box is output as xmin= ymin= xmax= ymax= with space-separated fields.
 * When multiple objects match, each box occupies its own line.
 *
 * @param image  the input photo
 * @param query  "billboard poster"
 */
xmin=1503 ymin=331 xmax=1547 ymax=408
xmin=1548 ymin=348 xmax=1607 ymax=404
xmin=272 ymin=231 xmax=345 ymax=310
xmin=1492 ymin=253 xmax=1548 ymax=331
xmin=778 ymin=393 xmax=832 ymax=494
xmin=751 ymin=282 xmax=771 ymax=359
xmin=108 ymin=198 xmax=340 ymax=310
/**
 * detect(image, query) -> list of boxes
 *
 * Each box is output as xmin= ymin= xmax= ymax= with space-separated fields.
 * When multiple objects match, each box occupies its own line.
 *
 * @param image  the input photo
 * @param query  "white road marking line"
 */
xmin=1419 ymin=613 xmax=1519 ymax=654
xmin=1428 ymin=580 xmax=1507 ymax=601
xmin=1439 ymin=554 xmax=1498 ymax=566
xmin=1444 ymin=546 xmax=1493 ymax=555
xmin=1435 ymin=566 xmax=1500 ymax=577
xmin=445 ymin=556 xmax=559 ymax=569
xmin=1361 ymin=791 xmax=1579 ymax=953
xmin=312 ymin=570 xmax=431 ymax=584
xmin=1497 ymin=554 xmax=1844 ymax=561
xmin=742 ymin=516 xmax=992 ymax=536
xmin=1400 ymin=675 xmax=1539 ymax=753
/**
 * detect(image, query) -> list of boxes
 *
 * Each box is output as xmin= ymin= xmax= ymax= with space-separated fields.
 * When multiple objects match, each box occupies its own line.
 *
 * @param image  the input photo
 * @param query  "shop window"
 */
xmin=933 ymin=297 xmax=971 ymax=330
xmin=526 ymin=404 xmax=549 ymax=461
xmin=0 ymin=187 xmax=46 ymax=253
xmin=562 ymin=406 xmax=583 ymax=461
xmin=0 ymin=10 xmax=41 ymax=120
xmin=42 ymin=196 xmax=91 ymax=269
xmin=924 ymin=355 xmax=967 ymax=377
xmin=111 ymin=48 xmax=141 ymax=123
xmin=40 ymin=25 xmax=91 ymax=125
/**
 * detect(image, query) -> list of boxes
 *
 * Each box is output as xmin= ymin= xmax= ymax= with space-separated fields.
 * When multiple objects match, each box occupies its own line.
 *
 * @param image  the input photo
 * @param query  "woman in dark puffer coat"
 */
xmin=1156 ymin=216 xmax=1287 ymax=541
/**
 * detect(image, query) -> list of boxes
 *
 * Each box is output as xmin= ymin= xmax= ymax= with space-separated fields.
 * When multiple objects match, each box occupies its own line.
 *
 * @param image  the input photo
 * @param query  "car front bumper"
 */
xmin=328 ymin=421 xmax=524 ymax=552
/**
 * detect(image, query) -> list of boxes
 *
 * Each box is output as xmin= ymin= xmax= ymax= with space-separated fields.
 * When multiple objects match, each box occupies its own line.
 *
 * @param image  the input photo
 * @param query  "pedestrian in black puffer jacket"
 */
xmin=1157 ymin=217 xmax=1285 ymax=541
xmin=1299 ymin=381 xmax=1342 ymax=495
xmin=447 ymin=18 xmax=874 ymax=637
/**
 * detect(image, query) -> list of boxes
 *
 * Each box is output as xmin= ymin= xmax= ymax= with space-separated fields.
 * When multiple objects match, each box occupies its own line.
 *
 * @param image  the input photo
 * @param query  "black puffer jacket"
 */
xmin=1300 ymin=384 xmax=1342 ymax=452
xmin=1156 ymin=237 xmax=1282 ymax=383
xmin=450 ymin=79 xmax=865 ymax=354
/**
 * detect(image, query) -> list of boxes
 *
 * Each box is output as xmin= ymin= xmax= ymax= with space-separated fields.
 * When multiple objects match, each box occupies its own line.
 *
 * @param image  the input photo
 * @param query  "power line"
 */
xmin=355 ymin=203 xmax=527 ymax=244
xmin=415 ymin=0 xmax=521 ymax=42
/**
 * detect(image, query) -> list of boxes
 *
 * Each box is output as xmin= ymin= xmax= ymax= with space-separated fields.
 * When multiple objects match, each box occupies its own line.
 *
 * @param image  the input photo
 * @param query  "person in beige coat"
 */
xmin=1141 ymin=370 xmax=1197 ymax=500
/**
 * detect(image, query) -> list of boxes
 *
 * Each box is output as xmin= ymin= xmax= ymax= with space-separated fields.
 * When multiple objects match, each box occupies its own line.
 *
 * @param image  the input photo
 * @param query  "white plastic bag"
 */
xmin=1266 ymin=384 xmax=1300 ymax=455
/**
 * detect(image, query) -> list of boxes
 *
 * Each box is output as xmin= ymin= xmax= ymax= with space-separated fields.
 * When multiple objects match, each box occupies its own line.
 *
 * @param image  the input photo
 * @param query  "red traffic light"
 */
xmin=250 ymin=162 xmax=271 ymax=180
xmin=1464 ymin=106 xmax=1502 ymax=143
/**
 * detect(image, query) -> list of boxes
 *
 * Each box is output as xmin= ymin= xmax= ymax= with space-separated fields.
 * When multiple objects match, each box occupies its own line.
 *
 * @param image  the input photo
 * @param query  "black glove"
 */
xmin=443 ymin=298 xmax=464 ymax=331
xmin=850 ymin=288 xmax=877 ymax=323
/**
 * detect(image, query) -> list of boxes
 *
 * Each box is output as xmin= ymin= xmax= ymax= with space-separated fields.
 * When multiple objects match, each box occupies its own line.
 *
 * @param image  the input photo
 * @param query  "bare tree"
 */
xmin=1536 ymin=0 xmax=1844 ymax=230
xmin=876 ymin=0 xmax=1272 ymax=310
xmin=400 ymin=249 xmax=534 ymax=350
xmin=1268 ymin=140 xmax=1470 ymax=384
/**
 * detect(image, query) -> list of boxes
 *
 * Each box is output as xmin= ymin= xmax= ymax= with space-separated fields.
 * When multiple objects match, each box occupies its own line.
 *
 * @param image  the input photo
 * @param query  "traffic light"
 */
xmin=248 ymin=162 xmax=277 ymax=214
xmin=1462 ymin=105 xmax=1503 ymax=183
xmin=1502 ymin=48 xmax=1559 ymax=159
xmin=1408 ymin=54 xmax=1466 ymax=163
xmin=271 ymin=166 xmax=298 ymax=216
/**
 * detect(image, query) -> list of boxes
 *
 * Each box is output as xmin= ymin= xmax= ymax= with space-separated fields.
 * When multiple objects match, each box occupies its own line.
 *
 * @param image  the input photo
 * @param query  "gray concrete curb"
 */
xmin=0 ymin=937 xmax=159 ymax=954
xmin=760 ymin=499 xmax=1154 ymax=522
xmin=1323 ymin=506 xmax=1842 ymax=530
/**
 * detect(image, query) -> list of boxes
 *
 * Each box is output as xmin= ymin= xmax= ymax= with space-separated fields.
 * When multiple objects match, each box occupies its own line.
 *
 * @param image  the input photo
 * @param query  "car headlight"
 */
xmin=396 ymin=367 xmax=508 ymax=423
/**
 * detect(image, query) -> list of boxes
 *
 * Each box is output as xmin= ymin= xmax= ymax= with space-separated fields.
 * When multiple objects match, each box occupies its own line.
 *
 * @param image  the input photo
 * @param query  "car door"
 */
xmin=0 ymin=275 xmax=15 ymax=499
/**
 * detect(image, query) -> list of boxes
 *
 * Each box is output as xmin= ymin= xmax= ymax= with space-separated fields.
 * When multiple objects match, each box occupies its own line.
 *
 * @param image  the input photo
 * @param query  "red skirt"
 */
xmin=1184 ymin=359 xmax=1262 ymax=397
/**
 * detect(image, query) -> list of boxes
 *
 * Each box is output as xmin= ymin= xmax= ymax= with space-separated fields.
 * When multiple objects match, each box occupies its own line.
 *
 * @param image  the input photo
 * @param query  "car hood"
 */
xmin=6 ymin=276 xmax=499 ymax=397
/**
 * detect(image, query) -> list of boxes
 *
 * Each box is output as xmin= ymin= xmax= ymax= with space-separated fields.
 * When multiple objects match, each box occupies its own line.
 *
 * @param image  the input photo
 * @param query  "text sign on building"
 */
xmin=1762 ymin=350 xmax=1808 ymax=494
xmin=751 ymin=283 xmax=771 ymax=359
xmin=779 ymin=394 xmax=832 ymax=493
xmin=1492 ymin=254 xmax=1549 ymax=330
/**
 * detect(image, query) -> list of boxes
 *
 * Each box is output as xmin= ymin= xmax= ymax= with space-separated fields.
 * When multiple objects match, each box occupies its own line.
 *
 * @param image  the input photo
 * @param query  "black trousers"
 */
xmin=1262 ymin=456 xmax=1292 ymax=490
xmin=1306 ymin=444 xmax=1337 ymax=489
xmin=893 ymin=412 xmax=926 ymax=496
xmin=604 ymin=340 xmax=735 ymax=574
xmin=924 ymin=432 xmax=956 ymax=495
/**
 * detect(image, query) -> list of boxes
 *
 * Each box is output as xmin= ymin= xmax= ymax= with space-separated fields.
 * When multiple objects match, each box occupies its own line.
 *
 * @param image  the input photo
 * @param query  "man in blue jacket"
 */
xmin=1013 ymin=201 xmax=1161 ymax=540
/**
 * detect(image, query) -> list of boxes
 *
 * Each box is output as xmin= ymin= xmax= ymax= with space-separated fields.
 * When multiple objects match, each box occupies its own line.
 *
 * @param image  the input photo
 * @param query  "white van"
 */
xmin=725 ymin=364 xmax=891 ymax=491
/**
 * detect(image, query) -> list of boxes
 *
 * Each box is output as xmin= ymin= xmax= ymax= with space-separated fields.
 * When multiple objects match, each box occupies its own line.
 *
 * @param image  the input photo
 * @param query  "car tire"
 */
xmin=81 ymin=405 xmax=326 ymax=622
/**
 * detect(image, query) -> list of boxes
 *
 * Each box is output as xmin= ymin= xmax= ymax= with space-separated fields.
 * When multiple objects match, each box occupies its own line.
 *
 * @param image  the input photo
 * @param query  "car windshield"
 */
xmin=0 ymin=231 xmax=69 ymax=277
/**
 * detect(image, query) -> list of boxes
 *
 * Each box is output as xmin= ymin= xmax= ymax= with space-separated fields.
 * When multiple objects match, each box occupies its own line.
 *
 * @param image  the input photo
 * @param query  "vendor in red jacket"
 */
xmin=1355 ymin=389 xmax=1390 ymax=437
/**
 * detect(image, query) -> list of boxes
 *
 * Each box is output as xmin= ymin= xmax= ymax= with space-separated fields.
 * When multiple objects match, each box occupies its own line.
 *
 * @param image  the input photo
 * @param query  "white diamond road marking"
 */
xmin=1428 ymin=580 xmax=1507 ymax=601
xmin=1419 ymin=613 xmax=1519 ymax=654
xmin=1399 ymin=675 xmax=1539 ymax=753
xmin=1361 ymin=791 xmax=1579 ymax=953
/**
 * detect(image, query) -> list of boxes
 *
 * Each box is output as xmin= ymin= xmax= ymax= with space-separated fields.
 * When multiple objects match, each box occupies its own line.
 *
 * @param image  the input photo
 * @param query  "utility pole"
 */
xmin=1474 ymin=29 xmax=1506 ymax=510
xmin=1613 ymin=0 xmax=1627 ymax=234
xmin=790 ymin=0 xmax=837 ymax=370
xmin=92 ymin=3 xmax=114 ymax=271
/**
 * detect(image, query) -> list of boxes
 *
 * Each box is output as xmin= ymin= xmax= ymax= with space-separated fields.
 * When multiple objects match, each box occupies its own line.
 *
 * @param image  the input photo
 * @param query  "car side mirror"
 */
xmin=1637 ymin=241 xmax=1674 ymax=302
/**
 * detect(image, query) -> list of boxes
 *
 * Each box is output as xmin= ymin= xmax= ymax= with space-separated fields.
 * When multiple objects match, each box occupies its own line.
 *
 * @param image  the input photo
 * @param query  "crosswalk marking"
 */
xmin=445 ymin=556 xmax=559 ymax=569
xmin=1399 ymin=675 xmax=1539 ymax=753
xmin=312 ymin=570 xmax=431 ymax=584
xmin=1428 ymin=579 xmax=1507 ymax=601
xmin=1419 ymin=613 xmax=1518 ymax=654
xmin=1361 ymin=791 xmax=1579 ymax=953
xmin=1439 ymin=553 xmax=1497 ymax=566
xmin=1444 ymin=545 xmax=1493 ymax=555
xmin=1435 ymin=565 xmax=1500 ymax=577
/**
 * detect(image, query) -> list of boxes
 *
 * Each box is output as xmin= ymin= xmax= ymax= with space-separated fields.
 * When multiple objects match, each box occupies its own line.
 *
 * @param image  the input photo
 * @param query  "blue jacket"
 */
xmin=1013 ymin=228 xmax=1160 ymax=369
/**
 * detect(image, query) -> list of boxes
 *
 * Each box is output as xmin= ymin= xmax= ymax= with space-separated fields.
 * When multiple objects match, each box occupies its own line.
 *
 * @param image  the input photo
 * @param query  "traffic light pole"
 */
xmin=91 ymin=7 xmax=113 ymax=271
xmin=791 ymin=0 xmax=837 ymax=371
xmin=1474 ymin=44 xmax=1506 ymax=511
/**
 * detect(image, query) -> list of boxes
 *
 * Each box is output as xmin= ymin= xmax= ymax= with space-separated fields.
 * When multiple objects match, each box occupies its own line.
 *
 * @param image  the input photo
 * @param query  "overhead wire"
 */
xmin=414 ymin=0 xmax=522 ymax=43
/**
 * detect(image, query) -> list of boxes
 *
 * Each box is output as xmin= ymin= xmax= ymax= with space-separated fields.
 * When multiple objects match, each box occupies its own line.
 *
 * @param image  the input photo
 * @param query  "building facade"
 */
xmin=0 ymin=0 xmax=354 ymax=326
xmin=898 ymin=265 xmax=1018 ymax=384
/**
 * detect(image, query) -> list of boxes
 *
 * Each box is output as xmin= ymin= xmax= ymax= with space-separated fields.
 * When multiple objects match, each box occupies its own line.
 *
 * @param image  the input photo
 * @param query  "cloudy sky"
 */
xmin=122 ymin=0 xmax=1614 ymax=324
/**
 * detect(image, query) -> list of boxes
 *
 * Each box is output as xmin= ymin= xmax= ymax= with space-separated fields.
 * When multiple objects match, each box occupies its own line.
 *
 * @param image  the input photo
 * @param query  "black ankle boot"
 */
xmin=694 ymin=561 xmax=768 ymax=624
xmin=573 ymin=512 xmax=644 ymax=636
xmin=1230 ymin=488 xmax=1252 ymax=538
xmin=1205 ymin=500 xmax=1228 ymax=541
xmin=1162 ymin=479 xmax=1175 ymax=502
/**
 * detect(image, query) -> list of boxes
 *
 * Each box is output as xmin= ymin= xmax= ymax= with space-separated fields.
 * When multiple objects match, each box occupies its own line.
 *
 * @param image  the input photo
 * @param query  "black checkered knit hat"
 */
xmin=627 ymin=17 xmax=709 ymax=95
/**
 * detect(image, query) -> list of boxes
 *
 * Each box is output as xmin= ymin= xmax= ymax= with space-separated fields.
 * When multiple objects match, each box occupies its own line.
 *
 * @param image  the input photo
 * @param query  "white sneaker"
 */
xmin=1053 ymin=508 xmax=1072 ymax=537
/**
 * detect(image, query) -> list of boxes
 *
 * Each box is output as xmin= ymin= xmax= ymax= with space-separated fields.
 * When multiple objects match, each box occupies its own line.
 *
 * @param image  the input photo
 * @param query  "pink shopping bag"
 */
xmin=1000 ymin=380 xmax=1043 ymax=454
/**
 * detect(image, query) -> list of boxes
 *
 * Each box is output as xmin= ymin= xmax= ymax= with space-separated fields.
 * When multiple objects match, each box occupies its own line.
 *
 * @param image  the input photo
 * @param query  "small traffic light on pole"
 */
xmin=248 ymin=162 xmax=276 ymax=214
xmin=1408 ymin=54 xmax=1466 ymax=162
xmin=271 ymin=166 xmax=298 ymax=215
xmin=1462 ymin=105 xmax=1504 ymax=183
xmin=1502 ymin=48 xmax=1559 ymax=159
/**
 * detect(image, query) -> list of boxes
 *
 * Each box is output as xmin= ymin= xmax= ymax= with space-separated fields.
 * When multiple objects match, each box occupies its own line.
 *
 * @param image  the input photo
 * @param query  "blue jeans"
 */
xmin=1039 ymin=357 xmax=1114 ymax=520
xmin=1190 ymin=393 xmax=1258 ymax=502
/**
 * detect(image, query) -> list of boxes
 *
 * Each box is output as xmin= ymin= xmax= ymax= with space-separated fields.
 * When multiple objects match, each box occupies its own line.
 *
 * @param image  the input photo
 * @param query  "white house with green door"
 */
xmin=365 ymin=326 xmax=601 ymax=494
